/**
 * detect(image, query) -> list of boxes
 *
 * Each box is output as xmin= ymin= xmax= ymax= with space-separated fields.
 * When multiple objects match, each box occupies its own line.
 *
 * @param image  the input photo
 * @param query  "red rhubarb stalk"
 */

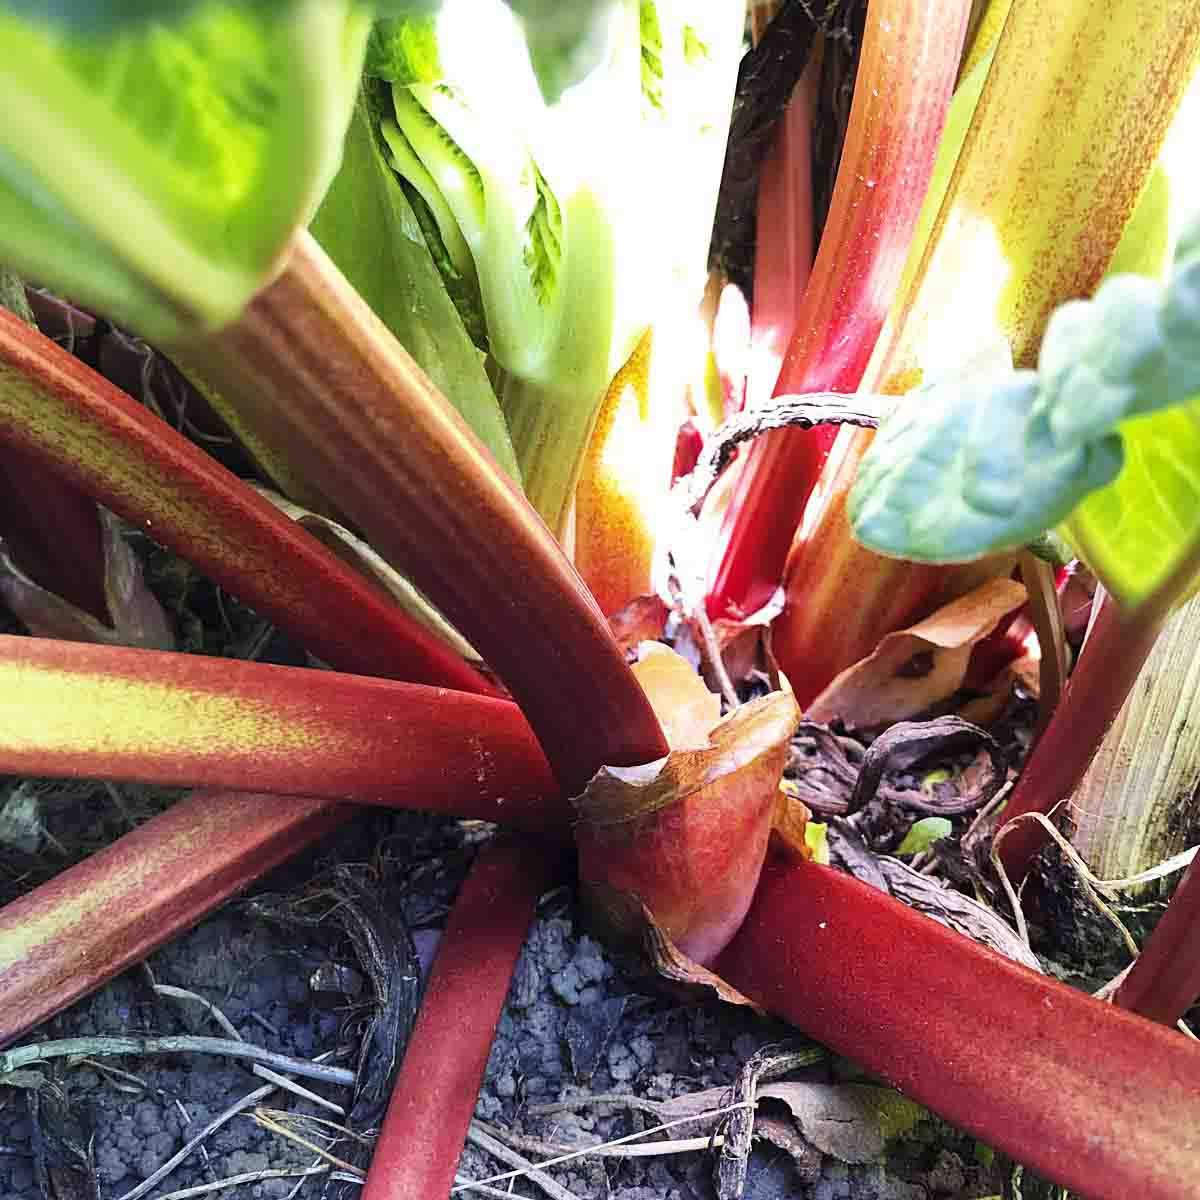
xmin=717 ymin=856 xmax=1200 ymax=1200
xmin=0 ymin=445 xmax=107 ymax=624
xmin=743 ymin=3 xmax=817 ymax=414
xmin=0 ymin=790 xmax=347 ymax=1048
xmin=772 ymin=0 xmax=1200 ymax=705
xmin=187 ymin=234 xmax=668 ymax=791
xmin=0 ymin=634 xmax=563 ymax=837
xmin=707 ymin=0 xmax=971 ymax=620
xmin=0 ymin=309 xmax=495 ymax=694
xmin=996 ymin=594 xmax=1164 ymax=880
xmin=362 ymin=839 xmax=561 ymax=1200
xmin=1115 ymin=854 xmax=1200 ymax=1026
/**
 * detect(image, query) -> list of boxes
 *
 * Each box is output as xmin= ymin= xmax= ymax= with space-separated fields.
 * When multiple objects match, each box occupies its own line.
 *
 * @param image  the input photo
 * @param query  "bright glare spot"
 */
xmin=1161 ymin=68 xmax=1200 ymax=249
xmin=917 ymin=212 xmax=1014 ymax=382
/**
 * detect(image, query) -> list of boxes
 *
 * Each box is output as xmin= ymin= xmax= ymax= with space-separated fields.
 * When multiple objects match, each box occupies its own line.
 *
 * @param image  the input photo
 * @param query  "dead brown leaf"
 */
xmin=806 ymin=577 xmax=1026 ymax=729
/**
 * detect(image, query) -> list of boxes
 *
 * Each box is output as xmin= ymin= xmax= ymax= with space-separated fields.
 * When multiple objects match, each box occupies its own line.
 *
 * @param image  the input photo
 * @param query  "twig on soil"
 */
xmin=453 ymin=1103 xmax=752 ymax=1194
xmin=257 ymin=1106 xmax=373 ymax=1144
xmin=145 ymin=1165 xmax=330 ymax=1200
xmin=150 ymin=974 xmax=347 ymax=1115
xmin=463 ymin=1124 xmax=585 ymax=1200
xmin=79 ymin=1058 xmax=151 ymax=1095
xmin=252 ymin=1064 xmax=346 ymax=1115
xmin=475 ymin=1117 xmax=722 ymax=1160
xmin=0 ymin=1036 xmax=356 ymax=1086
xmin=527 ymin=1094 xmax=674 ymax=1120
xmin=149 ymin=979 xmax=241 ymax=1039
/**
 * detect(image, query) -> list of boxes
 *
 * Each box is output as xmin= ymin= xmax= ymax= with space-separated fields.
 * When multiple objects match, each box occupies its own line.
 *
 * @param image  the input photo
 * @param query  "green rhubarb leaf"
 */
xmin=310 ymin=100 xmax=519 ymax=482
xmin=0 ymin=1 xmax=369 ymax=340
xmin=850 ymin=216 xmax=1200 ymax=590
xmin=1063 ymin=401 xmax=1200 ymax=605
xmin=524 ymin=162 xmax=563 ymax=308
xmin=364 ymin=14 xmax=441 ymax=83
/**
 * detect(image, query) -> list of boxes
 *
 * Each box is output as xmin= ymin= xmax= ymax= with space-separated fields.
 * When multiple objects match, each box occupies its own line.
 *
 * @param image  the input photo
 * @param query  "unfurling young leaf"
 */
xmin=849 ymin=213 xmax=1200 ymax=594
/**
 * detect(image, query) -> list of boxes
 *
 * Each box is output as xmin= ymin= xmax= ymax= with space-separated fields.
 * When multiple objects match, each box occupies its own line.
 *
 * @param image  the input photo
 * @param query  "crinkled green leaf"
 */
xmin=310 ymin=99 xmax=519 ymax=482
xmin=0 ymin=1 xmax=369 ymax=340
xmin=364 ymin=14 xmax=441 ymax=83
xmin=523 ymin=162 xmax=563 ymax=308
xmin=849 ymin=367 xmax=1124 ymax=563
xmin=850 ymin=217 xmax=1200 ymax=593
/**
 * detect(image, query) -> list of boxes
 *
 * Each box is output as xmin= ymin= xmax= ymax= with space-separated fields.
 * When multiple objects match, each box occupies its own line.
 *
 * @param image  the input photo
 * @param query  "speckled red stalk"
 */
xmin=0 ymin=308 xmax=494 ymax=695
xmin=717 ymin=857 xmax=1200 ymax=1199
xmin=361 ymin=839 xmax=562 ymax=1200
xmin=997 ymin=593 xmax=1162 ymax=880
xmin=0 ymin=790 xmax=347 ymax=1048
xmin=189 ymin=235 xmax=668 ymax=794
xmin=0 ymin=634 xmax=564 ymax=837
xmin=706 ymin=0 xmax=971 ymax=621
xmin=1115 ymin=855 xmax=1200 ymax=1026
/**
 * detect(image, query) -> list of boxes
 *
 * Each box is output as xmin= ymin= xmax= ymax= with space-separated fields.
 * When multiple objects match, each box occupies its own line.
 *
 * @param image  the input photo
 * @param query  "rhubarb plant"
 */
xmin=2 ymin=5 xmax=1200 ymax=1199
xmin=770 ymin=0 xmax=1200 ymax=705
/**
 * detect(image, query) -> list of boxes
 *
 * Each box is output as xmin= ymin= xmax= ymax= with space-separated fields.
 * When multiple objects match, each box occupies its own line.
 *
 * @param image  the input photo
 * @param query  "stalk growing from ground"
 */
xmin=774 ymin=0 xmax=1200 ymax=702
xmin=0 ymin=790 xmax=348 ymax=1048
xmin=706 ymin=0 xmax=971 ymax=621
xmin=717 ymin=856 xmax=1200 ymax=1200
xmin=361 ymin=840 xmax=562 ymax=1200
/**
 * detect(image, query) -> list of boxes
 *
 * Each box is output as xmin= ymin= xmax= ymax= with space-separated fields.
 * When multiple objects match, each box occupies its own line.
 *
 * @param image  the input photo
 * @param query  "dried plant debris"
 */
xmin=807 ymin=578 xmax=1027 ymax=730
xmin=788 ymin=716 xmax=1007 ymax=827
xmin=714 ymin=1040 xmax=825 ymax=1198
xmin=28 ymin=1079 xmax=101 ymax=1200
xmin=244 ymin=863 xmax=420 ymax=1153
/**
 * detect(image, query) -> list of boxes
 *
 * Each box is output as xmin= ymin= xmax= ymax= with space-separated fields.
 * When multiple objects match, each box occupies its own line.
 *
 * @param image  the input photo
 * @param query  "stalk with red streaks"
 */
xmin=773 ymin=0 xmax=1200 ymax=704
xmin=707 ymin=0 xmax=972 ymax=620
xmin=361 ymin=840 xmax=562 ymax=1200
xmin=1115 ymin=855 xmax=1200 ymax=1026
xmin=0 ymin=634 xmax=563 ymax=836
xmin=716 ymin=856 xmax=1200 ymax=1200
xmin=0 ymin=790 xmax=348 ymax=1048
xmin=184 ymin=234 xmax=668 ymax=792
xmin=0 ymin=309 xmax=494 ymax=694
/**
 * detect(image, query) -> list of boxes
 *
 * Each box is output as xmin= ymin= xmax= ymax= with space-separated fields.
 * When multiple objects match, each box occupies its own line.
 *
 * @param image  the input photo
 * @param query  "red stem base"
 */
xmin=716 ymin=856 xmax=1200 ymax=1200
xmin=997 ymin=593 xmax=1162 ymax=879
xmin=1115 ymin=854 xmax=1200 ymax=1026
